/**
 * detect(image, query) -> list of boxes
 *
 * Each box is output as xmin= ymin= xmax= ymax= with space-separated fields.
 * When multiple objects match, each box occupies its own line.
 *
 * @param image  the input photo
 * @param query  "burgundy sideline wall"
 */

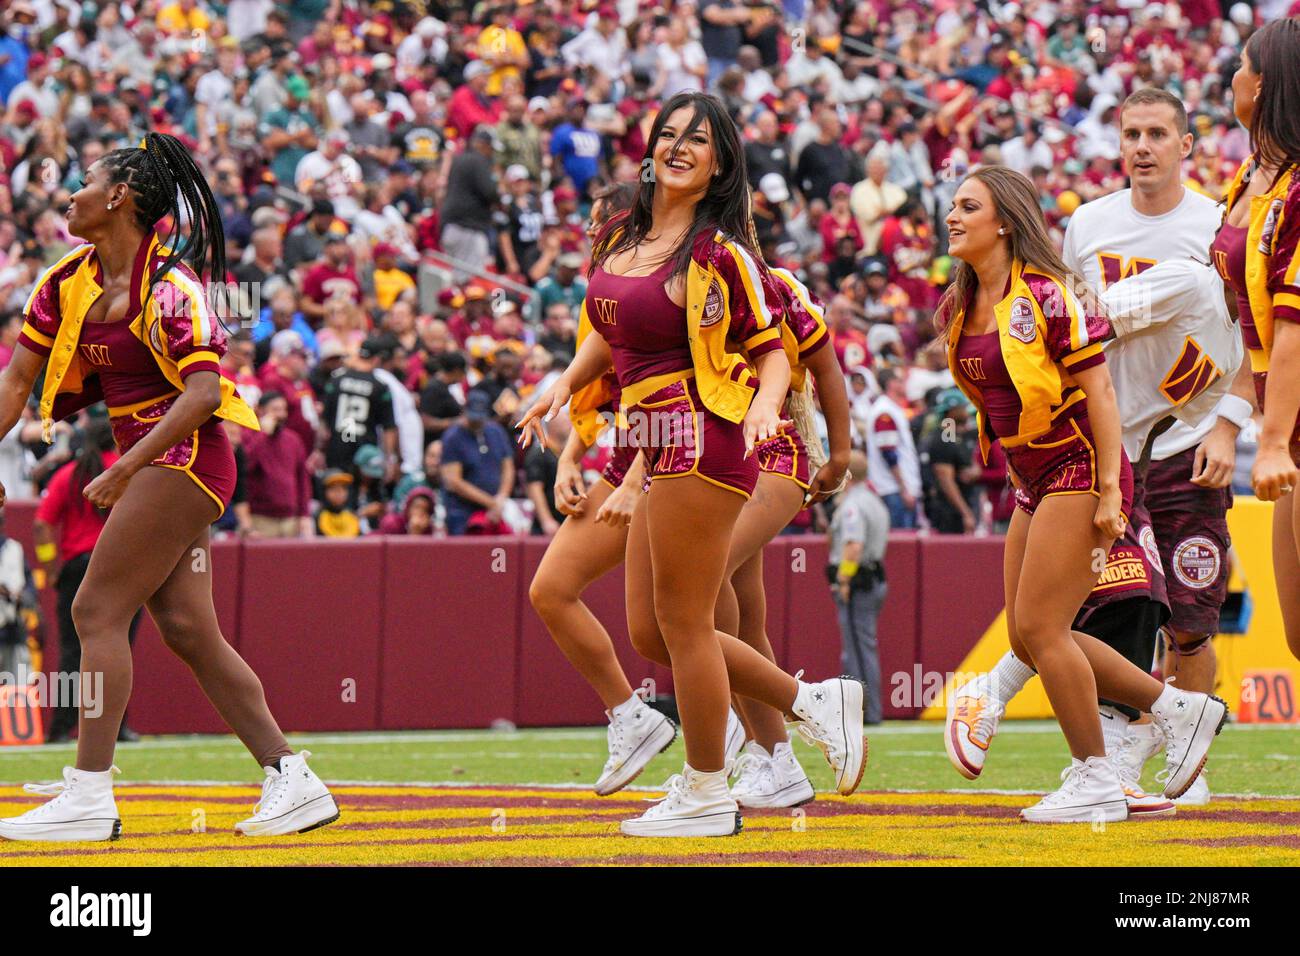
xmin=2 ymin=501 xmax=1006 ymax=733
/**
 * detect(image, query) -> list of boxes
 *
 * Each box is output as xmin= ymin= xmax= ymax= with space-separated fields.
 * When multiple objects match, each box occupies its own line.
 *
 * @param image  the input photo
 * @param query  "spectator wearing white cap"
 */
xmin=447 ymin=59 xmax=501 ymax=139
xmin=397 ymin=17 xmax=449 ymax=79
xmin=560 ymin=5 xmax=628 ymax=79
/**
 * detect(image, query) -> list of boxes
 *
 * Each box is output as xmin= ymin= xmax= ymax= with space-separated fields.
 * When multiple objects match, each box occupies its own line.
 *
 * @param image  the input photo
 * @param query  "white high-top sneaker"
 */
xmin=1020 ymin=756 xmax=1128 ymax=823
xmin=1174 ymin=771 xmax=1211 ymax=807
xmin=235 ymin=751 xmax=340 ymax=836
xmin=729 ymin=741 xmax=771 ymax=805
xmin=594 ymin=698 xmax=677 ymax=796
xmin=724 ymin=708 xmax=745 ymax=775
xmin=792 ymin=677 xmax=867 ymax=795
xmin=945 ymin=673 xmax=1005 ymax=780
xmin=1150 ymin=687 xmax=1227 ymax=798
xmin=620 ymin=765 xmax=742 ymax=837
xmin=0 ymin=766 xmax=122 ymax=842
xmin=1109 ymin=726 xmax=1175 ymax=818
xmin=736 ymin=740 xmax=816 ymax=809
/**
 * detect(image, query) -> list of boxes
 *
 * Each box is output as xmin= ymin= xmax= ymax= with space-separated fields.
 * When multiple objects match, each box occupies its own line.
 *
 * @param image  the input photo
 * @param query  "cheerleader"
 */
xmin=1215 ymin=17 xmax=1300 ymax=660
xmin=940 ymin=166 xmax=1225 ymax=822
xmin=0 ymin=134 xmax=338 ymax=842
xmin=521 ymin=93 xmax=865 ymax=837
xmin=722 ymin=259 xmax=854 ymax=810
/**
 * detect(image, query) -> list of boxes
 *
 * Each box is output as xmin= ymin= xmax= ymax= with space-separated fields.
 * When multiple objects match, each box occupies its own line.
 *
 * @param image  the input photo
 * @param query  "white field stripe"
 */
xmin=164 ymin=268 xmax=212 ymax=347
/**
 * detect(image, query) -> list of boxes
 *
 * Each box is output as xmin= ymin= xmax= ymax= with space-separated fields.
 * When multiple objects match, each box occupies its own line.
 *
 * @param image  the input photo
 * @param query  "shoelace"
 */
xmin=971 ymin=698 xmax=1003 ymax=744
xmin=731 ymin=753 xmax=769 ymax=793
xmin=253 ymin=767 xmax=291 ymax=816
xmin=1111 ymin=735 xmax=1143 ymax=788
xmin=642 ymin=774 xmax=688 ymax=812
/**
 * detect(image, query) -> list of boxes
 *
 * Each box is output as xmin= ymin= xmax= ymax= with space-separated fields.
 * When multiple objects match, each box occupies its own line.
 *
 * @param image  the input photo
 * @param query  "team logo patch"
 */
xmin=1008 ymin=297 xmax=1037 ymax=343
xmin=701 ymin=280 xmax=724 ymax=328
xmin=1139 ymin=525 xmax=1164 ymax=576
xmin=1172 ymin=535 xmax=1220 ymax=590
xmin=1260 ymin=198 xmax=1284 ymax=254
xmin=148 ymin=319 xmax=165 ymax=356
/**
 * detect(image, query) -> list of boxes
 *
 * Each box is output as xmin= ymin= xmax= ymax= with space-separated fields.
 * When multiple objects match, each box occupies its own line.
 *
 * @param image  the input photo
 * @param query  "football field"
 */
xmin=0 ymin=722 xmax=1296 ymax=866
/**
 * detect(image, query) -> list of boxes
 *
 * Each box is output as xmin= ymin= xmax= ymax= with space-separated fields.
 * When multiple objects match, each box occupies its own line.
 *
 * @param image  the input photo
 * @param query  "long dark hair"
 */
xmin=1245 ymin=17 xmax=1300 ymax=177
xmin=97 ymin=132 xmax=228 ymax=294
xmin=589 ymin=92 xmax=757 ymax=280
xmin=71 ymin=419 xmax=116 ymax=517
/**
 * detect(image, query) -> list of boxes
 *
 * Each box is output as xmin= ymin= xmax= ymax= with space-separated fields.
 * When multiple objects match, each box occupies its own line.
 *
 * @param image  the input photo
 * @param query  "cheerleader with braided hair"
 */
xmin=0 ymin=133 xmax=339 ymax=842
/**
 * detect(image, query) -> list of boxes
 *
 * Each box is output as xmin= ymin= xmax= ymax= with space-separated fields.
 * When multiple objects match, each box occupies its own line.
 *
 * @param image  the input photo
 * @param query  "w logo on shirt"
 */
xmin=80 ymin=343 xmax=111 ymax=366
xmin=1097 ymin=252 xmax=1157 ymax=289
xmin=959 ymin=357 xmax=986 ymax=381
xmin=593 ymin=297 xmax=619 ymax=326
xmin=1159 ymin=337 xmax=1221 ymax=406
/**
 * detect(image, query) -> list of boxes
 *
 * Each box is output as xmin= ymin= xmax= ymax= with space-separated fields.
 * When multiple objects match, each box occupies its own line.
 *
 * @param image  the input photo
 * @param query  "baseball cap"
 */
xmin=558 ymin=252 xmax=584 ymax=269
xmin=464 ymin=391 xmax=494 ymax=421
xmin=319 ymin=339 xmax=348 ymax=361
xmin=373 ymin=242 xmax=398 ymax=259
xmin=285 ymin=74 xmax=311 ymax=100
xmin=464 ymin=60 xmax=492 ymax=80
xmin=552 ymin=185 xmax=577 ymax=203
xmin=438 ymin=287 xmax=466 ymax=309
xmin=358 ymin=334 xmax=397 ymax=359
xmin=830 ymin=182 xmax=852 ymax=199
xmin=371 ymin=52 xmax=396 ymax=71
xmin=862 ymin=259 xmax=888 ymax=278
xmin=464 ymin=283 xmax=488 ymax=300
xmin=527 ymin=96 xmax=550 ymax=113
xmin=322 ymin=468 xmax=354 ymax=487
xmin=270 ymin=329 xmax=308 ymax=358
xmin=505 ymin=164 xmax=531 ymax=182
xmin=758 ymin=172 xmax=790 ymax=204
xmin=353 ymin=444 xmax=386 ymax=478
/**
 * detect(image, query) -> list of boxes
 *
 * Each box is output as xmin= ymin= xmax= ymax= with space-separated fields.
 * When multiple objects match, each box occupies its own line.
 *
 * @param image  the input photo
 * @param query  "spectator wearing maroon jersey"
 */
xmin=820 ymin=182 xmax=863 ymax=263
xmin=242 ymin=391 xmax=314 ymax=539
xmin=258 ymin=330 xmax=321 ymax=467
xmin=32 ymin=420 xmax=139 ymax=744
xmin=301 ymin=234 xmax=363 ymax=323
xmin=447 ymin=284 xmax=496 ymax=346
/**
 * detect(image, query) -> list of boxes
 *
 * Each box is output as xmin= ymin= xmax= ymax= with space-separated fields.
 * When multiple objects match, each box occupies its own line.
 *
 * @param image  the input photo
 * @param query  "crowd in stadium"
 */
xmin=0 ymin=0 xmax=1287 ymax=537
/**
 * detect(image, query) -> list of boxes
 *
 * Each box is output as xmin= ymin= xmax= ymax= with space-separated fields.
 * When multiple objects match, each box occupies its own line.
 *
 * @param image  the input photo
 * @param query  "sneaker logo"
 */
xmin=812 ymin=689 xmax=826 ymax=704
xmin=1176 ymin=698 xmax=1187 ymax=710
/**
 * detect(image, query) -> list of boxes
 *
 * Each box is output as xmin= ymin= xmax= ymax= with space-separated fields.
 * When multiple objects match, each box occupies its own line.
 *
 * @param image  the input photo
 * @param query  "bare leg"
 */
xmin=718 ymin=474 xmax=805 ymax=751
xmin=72 ymin=468 xmax=288 ymax=771
xmin=1009 ymin=496 xmax=1115 ymax=761
xmin=1274 ymin=490 xmax=1300 ymax=661
xmin=529 ymin=479 xmax=635 ymax=709
xmin=1161 ymin=628 xmax=1217 ymax=696
xmin=145 ymin=526 xmax=291 ymax=769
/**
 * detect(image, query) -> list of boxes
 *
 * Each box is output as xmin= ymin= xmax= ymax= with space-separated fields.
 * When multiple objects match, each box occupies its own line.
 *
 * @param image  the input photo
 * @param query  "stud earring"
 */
xmin=107 ymin=203 xmax=115 ymax=210
xmin=997 ymin=228 xmax=1006 ymax=235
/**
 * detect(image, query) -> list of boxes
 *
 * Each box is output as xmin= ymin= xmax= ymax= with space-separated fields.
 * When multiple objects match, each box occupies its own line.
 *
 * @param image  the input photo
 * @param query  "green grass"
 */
xmin=1 ymin=721 xmax=1295 ymax=796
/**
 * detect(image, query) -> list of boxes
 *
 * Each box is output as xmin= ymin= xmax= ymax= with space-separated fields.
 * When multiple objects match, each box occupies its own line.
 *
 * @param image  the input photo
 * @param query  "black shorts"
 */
xmin=1077 ymin=596 xmax=1170 ymax=721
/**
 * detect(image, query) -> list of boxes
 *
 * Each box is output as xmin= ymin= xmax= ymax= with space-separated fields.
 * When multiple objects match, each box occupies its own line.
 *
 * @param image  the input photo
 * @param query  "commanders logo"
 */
xmin=148 ymin=319 xmax=166 ymax=356
xmin=1172 ymin=535 xmax=1220 ymax=590
xmin=1139 ymin=525 xmax=1163 ymax=576
xmin=1008 ymin=297 xmax=1036 ymax=343
xmin=1260 ymin=198 xmax=1284 ymax=254
xmin=701 ymin=280 xmax=724 ymax=328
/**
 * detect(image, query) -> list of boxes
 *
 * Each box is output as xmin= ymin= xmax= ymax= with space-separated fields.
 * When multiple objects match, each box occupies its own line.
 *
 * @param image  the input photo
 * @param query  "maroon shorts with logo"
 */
xmin=600 ymin=442 xmax=639 ymax=490
xmin=1009 ymin=414 xmax=1134 ymax=518
xmin=1075 ymin=478 xmax=1169 ymax=624
xmin=626 ymin=377 xmax=758 ymax=498
xmin=112 ymin=395 xmax=237 ymax=518
xmin=1144 ymin=445 xmax=1232 ymax=636
xmin=1254 ymin=370 xmax=1300 ymax=466
xmin=754 ymin=421 xmax=812 ymax=490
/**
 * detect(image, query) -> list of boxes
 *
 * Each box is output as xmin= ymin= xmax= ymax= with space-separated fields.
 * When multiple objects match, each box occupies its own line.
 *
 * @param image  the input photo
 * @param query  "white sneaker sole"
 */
xmin=0 ymin=817 xmax=122 ymax=842
xmin=1174 ymin=787 xmax=1210 ymax=807
xmin=944 ymin=695 xmax=986 ymax=781
xmin=735 ymin=776 xmax=816 ymax=809
xmin=235 ymin=793 xmax=340 ymax=836
xmin=594 ymin=717 xmax=678 ymax=797
xmin=1019 ymin=799 xmax=1128 ymax=824
xmin=620 ymin=809 xmax=742 ymax=837
xmin=1162 ymin=695 xmax=1227 ymax=799
xmin=832 ymin=678 xmax=867 ymax=795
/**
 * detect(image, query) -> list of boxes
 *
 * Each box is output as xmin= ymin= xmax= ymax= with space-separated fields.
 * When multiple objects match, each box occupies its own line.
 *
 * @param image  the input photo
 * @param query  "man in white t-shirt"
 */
xmin=948 ymin=89 xmax=1257 ymax=808
xmin=295 ymin=131 xmax=364 ymax=222
xmin=865 ymin=368 xmax=920 ymax=528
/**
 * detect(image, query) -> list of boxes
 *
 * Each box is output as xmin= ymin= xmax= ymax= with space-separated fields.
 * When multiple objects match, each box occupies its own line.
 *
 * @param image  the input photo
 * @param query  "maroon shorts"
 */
xmin=1254 ymin=370 xmax=1300 ymax=466
xmin=754 ymin=421 xmax=812 ymax=490
xmin=1010 ymin=415 xmax=1134 ymax=518
xmin=1144 ymin=445 xmax=1232 ymax=636
xmin=111 ymin=395 xmax=237 ymax=518
xmin=600 ymin=442 xmax=639 ymax=490
xmin=1076 ymin=479 xmax=1169 ymax=624
xmin=626 ymin=377 xmax=758 ymax=498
